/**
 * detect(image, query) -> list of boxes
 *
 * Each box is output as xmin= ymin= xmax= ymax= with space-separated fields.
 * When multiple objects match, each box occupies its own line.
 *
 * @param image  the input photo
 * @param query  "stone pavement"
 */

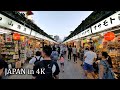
xmin=8 ymin=55 xmax=88 ymax=79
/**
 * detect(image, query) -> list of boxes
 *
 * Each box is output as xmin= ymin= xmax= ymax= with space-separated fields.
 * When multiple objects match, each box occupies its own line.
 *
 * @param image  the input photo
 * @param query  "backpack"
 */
xmin=51 ymin=51 xmax=58 ymax=61
xmin=102 ymin=60 xmax=115 ymax=79
xmin=34 ymin=56 xmax=41 ymax=64
xmin=35 ymin=61 xmax=55 ymax=79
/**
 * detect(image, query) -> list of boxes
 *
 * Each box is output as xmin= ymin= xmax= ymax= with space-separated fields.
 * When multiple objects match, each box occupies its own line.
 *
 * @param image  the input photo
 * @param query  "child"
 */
xmin=59 ymin=54 xmax=65 ymax=72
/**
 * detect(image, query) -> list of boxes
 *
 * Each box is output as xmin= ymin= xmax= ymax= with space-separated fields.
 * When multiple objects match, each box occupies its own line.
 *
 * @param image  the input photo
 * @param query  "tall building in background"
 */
xmin=63 ymin=37 xmax=67 ymax=40
xmin=54 ymin=35 xmax=59 ymax=41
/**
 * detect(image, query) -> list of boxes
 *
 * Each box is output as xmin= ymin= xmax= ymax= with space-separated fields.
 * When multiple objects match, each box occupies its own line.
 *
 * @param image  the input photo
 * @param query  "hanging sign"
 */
xmin=0 ymin=14 xmax=31 ymax=35
xmin=91 ymin=11 xmax=120 ymax=34
xmin=80 ymin=28 xmax=92 ymax=38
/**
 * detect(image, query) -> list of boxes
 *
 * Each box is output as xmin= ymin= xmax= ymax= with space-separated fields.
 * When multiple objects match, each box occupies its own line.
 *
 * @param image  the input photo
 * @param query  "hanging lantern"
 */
xmin=20 ymin=36 xmax=25 ymax=42
xmin=104 ymin=32 xmax=115 ymax=41
xmin=13 ymin=33 xmax=20 ymax=40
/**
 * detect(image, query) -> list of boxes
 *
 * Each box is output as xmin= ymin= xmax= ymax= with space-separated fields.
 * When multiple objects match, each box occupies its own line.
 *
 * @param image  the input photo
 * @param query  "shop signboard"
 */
xmin=80 ymin=28 xmax=92 ymax=38
xmin=78 ymin=33 xmax=81 ymax=38
xmin=35 ymin=32 xmax=39 ymax=38
xmin=31 ymin=30 xmax=38 ymax=37
xmin=91 ymin=11 xmax=120 ymax=34
xmin=0 ymin=14 xmax=31 ymax=35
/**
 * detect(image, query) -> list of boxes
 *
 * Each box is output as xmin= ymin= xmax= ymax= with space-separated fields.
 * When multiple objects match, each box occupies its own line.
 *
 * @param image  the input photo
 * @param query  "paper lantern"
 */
xmin=13 ymin=33 xmax=20 ymax=40
xmin=20 ymin=36 xmax=25 ymax=42
xmin=104 ymin=32 xmax=115 ymax=41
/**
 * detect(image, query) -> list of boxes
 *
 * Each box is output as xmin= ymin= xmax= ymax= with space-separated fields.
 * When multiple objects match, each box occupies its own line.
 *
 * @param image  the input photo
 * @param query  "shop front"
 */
xmin=89 ymin=11 xmax=120 ymax=77
xmin=0 ymin=13 xmax=46 ymax=69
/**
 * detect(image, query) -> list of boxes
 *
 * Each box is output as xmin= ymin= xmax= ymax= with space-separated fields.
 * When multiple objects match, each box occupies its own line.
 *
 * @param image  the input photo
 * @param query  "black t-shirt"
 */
xmin=68 ymin=47 xmax=72 ymax=53
xmin=0 ymin=58 xmax=8 ymax=70
xmin=32 ymin=60 xmax=60 ymax=79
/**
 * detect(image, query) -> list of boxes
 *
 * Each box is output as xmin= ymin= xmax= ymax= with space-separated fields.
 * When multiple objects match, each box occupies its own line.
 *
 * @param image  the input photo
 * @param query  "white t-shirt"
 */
xmin=84 ymin=51 xmax=97 ymax=65
xmin=29 ymin=56 xmax=44 ymax=64
xmin=72 ymin=47 xmax=77 ymax=54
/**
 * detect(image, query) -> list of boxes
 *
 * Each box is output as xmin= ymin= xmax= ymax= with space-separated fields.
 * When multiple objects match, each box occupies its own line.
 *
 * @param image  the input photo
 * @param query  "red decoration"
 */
xmin=13 ymin=33 xmax=20 ymax=40
xmin=104 ymin=32 xmax=115 ymax=41
xmin=26 ymin=11 xmax=33 ymax=15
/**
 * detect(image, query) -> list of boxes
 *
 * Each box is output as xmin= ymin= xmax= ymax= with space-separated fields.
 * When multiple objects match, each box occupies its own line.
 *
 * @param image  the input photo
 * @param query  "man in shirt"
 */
xmin=68 ymin=45 xmax=72 ymax=61
xmin=29 ymin=51 xmax=43 ymax=65
xmin=32 ymin=45 xmax=60 ymax=79
xmin=72 ymin=46 xmax=77 ymax=63
xmin=83 ymin=46 xmax=97 ymax=79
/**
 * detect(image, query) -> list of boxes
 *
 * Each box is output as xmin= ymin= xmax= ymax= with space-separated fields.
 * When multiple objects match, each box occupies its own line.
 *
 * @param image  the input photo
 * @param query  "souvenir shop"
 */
xmin=0 ymin=13 xmax=45 ymax=69
xmin=88 ymin=11 xmax=120 ymax=76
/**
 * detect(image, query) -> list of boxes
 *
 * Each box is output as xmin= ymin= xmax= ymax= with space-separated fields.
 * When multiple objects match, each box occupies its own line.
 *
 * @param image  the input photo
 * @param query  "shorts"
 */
xmin=60 ymin=63 xmax=64 ymax=66
xmin=83 ymin=62 xmax=95 ymax=72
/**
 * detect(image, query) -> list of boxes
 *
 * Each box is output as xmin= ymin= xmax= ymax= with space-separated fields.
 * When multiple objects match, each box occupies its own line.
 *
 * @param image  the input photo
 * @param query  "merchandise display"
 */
xmin=0 ymin=33 xmax=19 ymax=68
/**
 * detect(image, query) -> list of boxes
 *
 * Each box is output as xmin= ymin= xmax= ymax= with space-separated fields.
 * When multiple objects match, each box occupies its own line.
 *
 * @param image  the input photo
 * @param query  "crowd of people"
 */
xmin=0 ymin=43 xmax=117 ymax=79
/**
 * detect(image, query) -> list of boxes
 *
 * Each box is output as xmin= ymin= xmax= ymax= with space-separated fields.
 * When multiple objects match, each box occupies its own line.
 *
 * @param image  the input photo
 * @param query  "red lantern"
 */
xmin=104 ymin=32 xmax=115 ymax=41
xmin=13 ymin=33 xmax=20 ymax=40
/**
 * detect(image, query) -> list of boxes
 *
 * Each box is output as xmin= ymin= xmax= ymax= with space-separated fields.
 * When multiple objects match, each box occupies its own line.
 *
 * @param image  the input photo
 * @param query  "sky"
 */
xmin=32 ymin=11 xmax=93 ymax=41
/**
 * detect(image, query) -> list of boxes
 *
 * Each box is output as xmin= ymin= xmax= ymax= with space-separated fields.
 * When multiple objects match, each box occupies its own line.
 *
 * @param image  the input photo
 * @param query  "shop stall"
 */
xmin=0 ymin=13 xmax=50 ymax=69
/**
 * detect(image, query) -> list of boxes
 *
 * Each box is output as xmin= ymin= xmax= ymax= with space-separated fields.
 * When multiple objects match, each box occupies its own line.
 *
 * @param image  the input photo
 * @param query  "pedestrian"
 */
xmin=59 ymin=54 xmax=65 ymax=72
xmin=32 ymin=45 xmax=60 ymax=79
xmin=27 ymin=47 xmax=33 ymax=62
xmin=0 ymin=60 xmax=4 ymax=79
xmin=98 ymin=51 xmax=115 ymax=79
xmin=57 ymin=46 xmax=61 ymax=57
xmin=93 ymin=51 xmax=101 ymax=74
xmin=72 ymin=46 xmax=77 ymax=63
xmin=107 ymin=54 xmax=113 ymax=68
xmin=51 ymin=46 xmax=59 ymax=62
xmin=68 ymin=45 xmax=72 ymax=61
xmin=81 ymin=48 xmax=89 ymax=66
xmin=83 ymin=46 xmax=97 ymax=79
xmin=0 ymin=56 xmax=8 ymax=79
xmin=29 ymin=51 xmax=43 ymax=65
xmin=80 ymin=48 xmax=84 ymax=66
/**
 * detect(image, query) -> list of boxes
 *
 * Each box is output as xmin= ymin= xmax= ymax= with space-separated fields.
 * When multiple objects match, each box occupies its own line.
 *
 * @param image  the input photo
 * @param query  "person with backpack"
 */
xmin=98 ymin=51 xmax=115 ymax=79
xmin=29 ymin=51 xmax=43 ymax=65
xmin=32 ymin=45 xmax=60 ymax=79
xmin=50 ymin=46 xmax=59 ymax=62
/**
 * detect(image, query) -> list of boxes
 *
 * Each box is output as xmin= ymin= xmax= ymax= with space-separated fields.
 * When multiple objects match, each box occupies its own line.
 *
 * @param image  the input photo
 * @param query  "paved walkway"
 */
xmin=8 ymin=55 xmax=87 ymax=79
